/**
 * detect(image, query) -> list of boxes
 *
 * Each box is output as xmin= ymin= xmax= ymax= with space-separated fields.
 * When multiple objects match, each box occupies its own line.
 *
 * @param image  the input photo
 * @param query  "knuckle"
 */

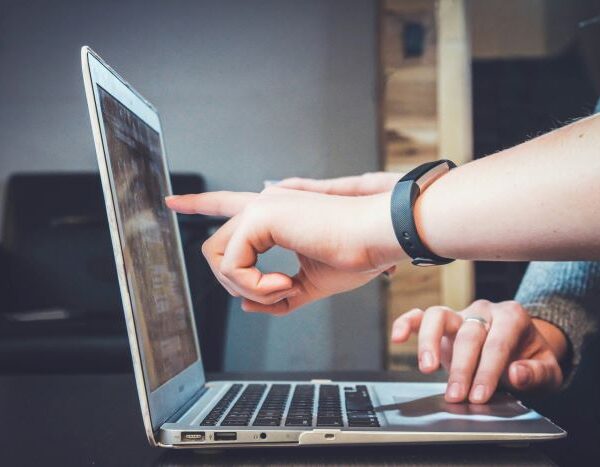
xmin=425 ymin=306 xmax=447 ymax=317
xmin=500 ymin=302 xmax=529 ymax=328
xmin=405 ymin=308 xmax=424 ymax=321
xmin=473 ymin=299 xmax=491 ymax=309
xmin=485 ymin=337 xmax=511 ymax=356
xmin=219 ymin=261 xmax=234 ymax=278
xmin=502 ymin=300 xmax=523 ymax=311
xmin=241 ymin=204 xmax=267 ymax=226
xmin=200 ymin=239 xmax=211 ymax=257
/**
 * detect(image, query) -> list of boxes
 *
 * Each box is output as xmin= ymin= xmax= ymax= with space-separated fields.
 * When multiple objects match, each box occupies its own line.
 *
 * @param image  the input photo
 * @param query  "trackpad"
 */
xmin=374 ymin=383 xmax=549 ymax=433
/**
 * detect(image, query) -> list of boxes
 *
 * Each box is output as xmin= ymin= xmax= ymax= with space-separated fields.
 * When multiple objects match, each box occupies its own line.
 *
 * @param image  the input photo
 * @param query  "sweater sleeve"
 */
xmin=515 ymin=261 xmax=600 ymax=383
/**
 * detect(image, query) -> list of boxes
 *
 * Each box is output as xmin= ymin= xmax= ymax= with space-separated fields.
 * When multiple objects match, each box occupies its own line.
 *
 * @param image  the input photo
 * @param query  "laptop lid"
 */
xmin=81 ymin=47 xmax=205 ymax=443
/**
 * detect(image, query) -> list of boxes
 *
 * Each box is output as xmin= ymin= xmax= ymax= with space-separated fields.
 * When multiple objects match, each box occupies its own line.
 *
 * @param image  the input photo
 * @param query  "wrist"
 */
xmin=532 ymin=318 xmax=569 ymax=363
xmin=361 ymin=192 xmax=408 ymax=268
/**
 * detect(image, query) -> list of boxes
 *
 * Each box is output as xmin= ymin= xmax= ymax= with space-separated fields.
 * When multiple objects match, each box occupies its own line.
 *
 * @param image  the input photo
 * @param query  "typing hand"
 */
xmin=391 ymin=300 xmax=567 ymax=403
xmin=166 ymin=186 xmax=404 ymax=315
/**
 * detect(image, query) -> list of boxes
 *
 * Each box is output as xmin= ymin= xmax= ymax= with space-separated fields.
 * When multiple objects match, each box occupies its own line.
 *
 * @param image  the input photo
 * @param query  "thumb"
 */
xmin=507 ymin=358 xmax=562 ymax=392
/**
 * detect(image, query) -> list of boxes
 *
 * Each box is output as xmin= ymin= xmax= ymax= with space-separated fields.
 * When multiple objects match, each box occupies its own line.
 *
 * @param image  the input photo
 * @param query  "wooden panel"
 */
xmin=380 ymin=0 xmax=474 ymax=370
xmin=382 ymin=0 xmax=438 ymax=176
xmin=381 ymin=0 xmax=440 ymax=370
xmin=438 ymin=0 xmax=474 ymax=310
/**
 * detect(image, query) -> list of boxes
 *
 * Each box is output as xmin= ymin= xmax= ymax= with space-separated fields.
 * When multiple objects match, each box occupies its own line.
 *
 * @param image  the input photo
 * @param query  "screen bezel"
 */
xmin=81 ymin=46 xmax=205 ymax=439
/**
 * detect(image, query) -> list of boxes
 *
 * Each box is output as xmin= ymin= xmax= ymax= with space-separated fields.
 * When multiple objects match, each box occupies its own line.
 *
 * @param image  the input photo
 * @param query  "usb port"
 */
xmin=214 ymin=431 xmax=237 ymax=441
xmin=181 ymin=431 xmax=205 ymax=442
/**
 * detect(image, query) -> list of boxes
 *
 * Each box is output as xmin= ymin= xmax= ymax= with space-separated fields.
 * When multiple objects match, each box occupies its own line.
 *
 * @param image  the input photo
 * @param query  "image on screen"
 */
xmin=98 ymin=86 xmax=198 ymax=391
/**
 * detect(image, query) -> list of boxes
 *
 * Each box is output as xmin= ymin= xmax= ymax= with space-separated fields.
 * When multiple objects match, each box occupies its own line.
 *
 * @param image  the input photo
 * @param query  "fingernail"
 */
xmin=515 ymin=364 xmax=532 ymax=386
xmin=447 ymin=382 xmax=462 ymax=400
xmin=421 ymin=351 xmax=434 ymax=370
xmin=165 ymin=195 xmax=178 ymax=200
xmin=472 ymin=384 xmax=487 ymax=402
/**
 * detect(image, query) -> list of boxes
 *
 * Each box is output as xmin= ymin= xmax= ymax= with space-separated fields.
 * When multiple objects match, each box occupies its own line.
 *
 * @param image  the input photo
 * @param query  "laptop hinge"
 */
xmin=166 ymin=386 xmax=209 ymax=424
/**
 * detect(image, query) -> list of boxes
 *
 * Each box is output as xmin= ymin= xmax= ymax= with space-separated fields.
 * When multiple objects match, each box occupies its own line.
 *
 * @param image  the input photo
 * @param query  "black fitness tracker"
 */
xmin=390 ymin=159 xmax=456 ymax=266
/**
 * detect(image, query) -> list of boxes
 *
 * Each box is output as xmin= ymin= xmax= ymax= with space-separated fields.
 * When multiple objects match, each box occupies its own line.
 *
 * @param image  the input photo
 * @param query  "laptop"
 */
xmin=81 ymin=46 xmax=566 ymax=448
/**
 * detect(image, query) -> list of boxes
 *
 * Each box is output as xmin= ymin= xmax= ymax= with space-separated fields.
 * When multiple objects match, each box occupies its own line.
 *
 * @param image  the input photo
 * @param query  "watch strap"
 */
xmin=390 ymin=160 xmax=456 ymax=266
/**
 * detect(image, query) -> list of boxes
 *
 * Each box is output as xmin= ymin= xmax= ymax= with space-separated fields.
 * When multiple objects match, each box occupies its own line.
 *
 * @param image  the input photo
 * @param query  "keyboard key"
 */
xmin=253 ymin=384 xmax=291 ymax=427
xmin=316 ymin=417 xmax=342 ymax=427
xmin=200 ymin=384 xmax=243 ymax=426
xmin=221 ymin=384 xmax=267 ymax=427
xmin=344 ymin=385 xmax=380 ymax=428
xmin=285 ymin=417 xmax=312 ymax=426
xmin=317 ymin=384 xmax=342 ymax=427
xmin=348 ymin=420 xmax=379 ymax=427
xmin=285 ymin=384 xmax=315 ymax=427
xmin=253 ymin=419 xmax=280 ymax=426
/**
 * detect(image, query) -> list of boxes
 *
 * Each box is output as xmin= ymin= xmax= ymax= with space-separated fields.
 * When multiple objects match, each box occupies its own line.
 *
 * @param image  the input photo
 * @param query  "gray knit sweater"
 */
xmin=515 ymin=262 xmax=600 ymax=381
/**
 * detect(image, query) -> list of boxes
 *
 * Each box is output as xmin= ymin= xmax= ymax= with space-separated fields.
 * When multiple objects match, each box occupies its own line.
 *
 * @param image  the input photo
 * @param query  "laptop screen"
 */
xmin=98 ymin=86 xmax=198 ymax=391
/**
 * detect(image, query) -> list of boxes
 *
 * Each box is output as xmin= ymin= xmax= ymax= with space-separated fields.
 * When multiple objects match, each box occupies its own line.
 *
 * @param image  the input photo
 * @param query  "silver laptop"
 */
xmin=81 ymin=46 xmax=566 ymax=448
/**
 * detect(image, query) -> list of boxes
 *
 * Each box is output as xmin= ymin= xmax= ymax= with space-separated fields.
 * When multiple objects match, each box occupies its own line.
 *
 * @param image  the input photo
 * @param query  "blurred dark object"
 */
xmin=525 ymin=333 xmax=600 ymax=466
xmin=0 ymin=172 xmax=228 ymax=373
xmin=403 ymin=21 xmax=425 ymax=58
xmin=472 ymin=45 xmax=598 ymax=301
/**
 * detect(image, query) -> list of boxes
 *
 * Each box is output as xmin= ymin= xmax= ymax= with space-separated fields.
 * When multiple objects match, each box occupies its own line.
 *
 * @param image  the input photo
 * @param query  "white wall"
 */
xmin=0 ymin=0 xmax=383 ymax=371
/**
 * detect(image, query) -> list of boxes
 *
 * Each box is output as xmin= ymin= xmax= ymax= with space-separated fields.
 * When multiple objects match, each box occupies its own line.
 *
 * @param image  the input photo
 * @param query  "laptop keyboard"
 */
xmin=221 ymin=384 xmax=267 ymax=426
xmin=345 ymin=385 xmax=380 ymax=427
xmin=200 ymin=383 xmax=243 ymax=426
xmin=284 ymin=384 xmax=315 ymax=427
xmin=253 ymin=384 xmax=291 ymax=426
xmin=200 ymin=383 xmax=379 ymax=428
xmin=317 ymin=384 xmax=342 ymax=427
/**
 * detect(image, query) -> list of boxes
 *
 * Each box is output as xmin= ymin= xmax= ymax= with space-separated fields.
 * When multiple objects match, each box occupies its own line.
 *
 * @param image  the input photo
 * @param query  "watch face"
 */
xmin=415 ymin=162 xmax=453 ymax=192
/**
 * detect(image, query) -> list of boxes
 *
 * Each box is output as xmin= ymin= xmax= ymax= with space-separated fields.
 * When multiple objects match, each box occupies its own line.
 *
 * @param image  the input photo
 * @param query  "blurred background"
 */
xmin=0 ymin=0 xmax=599 ymax=378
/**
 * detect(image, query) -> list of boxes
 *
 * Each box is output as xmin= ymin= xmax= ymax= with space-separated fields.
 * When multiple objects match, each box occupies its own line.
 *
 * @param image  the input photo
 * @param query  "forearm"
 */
xmin=415 ymin=114 xmax=600 ymax=261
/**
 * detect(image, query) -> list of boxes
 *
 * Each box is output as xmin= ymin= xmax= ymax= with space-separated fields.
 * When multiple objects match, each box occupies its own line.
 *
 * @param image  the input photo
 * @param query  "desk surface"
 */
xmin=0 ymin=371 xmax=557 ymax=467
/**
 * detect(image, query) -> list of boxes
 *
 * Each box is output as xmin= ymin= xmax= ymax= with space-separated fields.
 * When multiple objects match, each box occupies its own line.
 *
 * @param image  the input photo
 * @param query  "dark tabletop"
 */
xmin=0 ymin=371 xmax=560 ymax=467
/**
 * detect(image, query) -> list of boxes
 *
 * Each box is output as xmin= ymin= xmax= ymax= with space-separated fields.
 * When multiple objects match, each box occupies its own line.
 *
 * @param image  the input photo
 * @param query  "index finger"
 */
xmin=165 ymin=191 xmax=258 ymax=217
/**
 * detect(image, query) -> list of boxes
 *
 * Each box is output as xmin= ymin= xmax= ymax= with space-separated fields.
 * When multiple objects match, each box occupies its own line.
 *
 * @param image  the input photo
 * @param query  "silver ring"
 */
xmin=463 ymin=316 xmax=490 ymax=332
